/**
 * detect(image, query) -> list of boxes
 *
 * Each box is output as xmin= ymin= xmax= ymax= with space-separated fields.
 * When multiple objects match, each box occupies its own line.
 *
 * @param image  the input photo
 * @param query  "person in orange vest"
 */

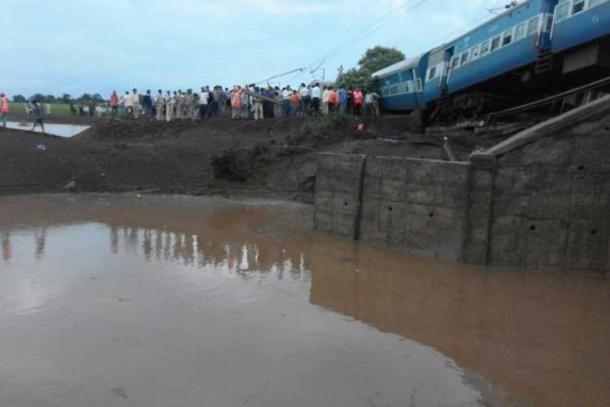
xmin=0 ymin=92 xmax=9 ymax=127
xmin=231 ymin=86 xmax=242 ymax=119
xmin=109 ymin=91 xmax=120 ymax=120
xmin=327 ymin=87 xmax=339 ymax=115
xmin=353 ymin=88 xmax=364 ymax=116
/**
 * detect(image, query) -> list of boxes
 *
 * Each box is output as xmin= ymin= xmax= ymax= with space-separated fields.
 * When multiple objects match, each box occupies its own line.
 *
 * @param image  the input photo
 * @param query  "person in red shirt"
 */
xmin=327 ymin=87 xmax=338 ymax=114
xmin=290 ymin=91 xmax=299 ymax=117
xmin=109 ymin=91 xmax=120 ymax=120
xmin=353 ymin=88 xmax=363 ymax=116
xmin=0 ymin=92 xmax=10 ymax=127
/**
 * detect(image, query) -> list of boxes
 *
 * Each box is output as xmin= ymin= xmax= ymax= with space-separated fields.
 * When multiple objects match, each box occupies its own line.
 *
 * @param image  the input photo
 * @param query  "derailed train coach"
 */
xmin=373 ymin=0 xmax=610 ymax=113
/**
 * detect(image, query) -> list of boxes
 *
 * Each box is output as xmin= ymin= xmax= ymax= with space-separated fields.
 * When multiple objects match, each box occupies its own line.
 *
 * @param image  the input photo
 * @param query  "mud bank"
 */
xmin=0 ymin=115 xmax=488 ymax=201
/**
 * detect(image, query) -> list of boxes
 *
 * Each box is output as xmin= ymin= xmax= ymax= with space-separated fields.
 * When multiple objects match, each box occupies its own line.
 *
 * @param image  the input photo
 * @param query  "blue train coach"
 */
xmin=375 ymin=0 xmax=610 ymax=113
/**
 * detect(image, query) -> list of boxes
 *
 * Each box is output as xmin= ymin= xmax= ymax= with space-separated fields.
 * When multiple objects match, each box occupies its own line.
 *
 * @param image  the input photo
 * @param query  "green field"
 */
xmin=11 ymin=102 xmax=73 ymax=116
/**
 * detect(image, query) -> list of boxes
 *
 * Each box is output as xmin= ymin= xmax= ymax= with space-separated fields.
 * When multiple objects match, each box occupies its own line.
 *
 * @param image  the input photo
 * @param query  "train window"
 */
xmin=480 ymin=40 xmax=491 ymax=56
xmin=450 ymin=56 xmax=459 ymax=69
xmin=460 ymin=51 xmax=470 ymax=65
xmin=527 ymin=16 xmax=540 ymax=36
xmin=502 ymin=29 xmax=513 ymax=46
xmin=514 ymin=22 xmax=527 ymax=40
xmin=572 ymin=0 xmax=585 ymax=14
xmin=490 ymin=36 xmax=501 ymax=52
xmin=471 ymin=45 xmax=481 ymax=60
xmin=428 ymin=66 xmax=437 ymax=80
xmin=554 ymin=2 xmax=570 ymax=23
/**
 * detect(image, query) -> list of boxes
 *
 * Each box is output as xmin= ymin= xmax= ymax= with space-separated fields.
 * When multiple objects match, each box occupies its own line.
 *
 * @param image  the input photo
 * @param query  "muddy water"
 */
xmin=5 ymin=121 xmax=90 ymax=137
xmin=0 ymin=194 xmax=608 ymax=407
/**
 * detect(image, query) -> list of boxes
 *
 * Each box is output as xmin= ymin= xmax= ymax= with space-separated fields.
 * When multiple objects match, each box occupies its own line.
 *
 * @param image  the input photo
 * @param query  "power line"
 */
xmin=309 ymin=0 xmax=431 ymax=73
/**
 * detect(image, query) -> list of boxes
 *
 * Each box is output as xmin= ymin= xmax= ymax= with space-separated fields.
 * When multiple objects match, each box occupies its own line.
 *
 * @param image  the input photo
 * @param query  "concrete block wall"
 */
xmin=314 ymin=98 xmax=610 ymax=274
xmin=487 ymin=114 xmax=610 ymax=272
xmin=359 ymin=157 xmax=471 ymax=261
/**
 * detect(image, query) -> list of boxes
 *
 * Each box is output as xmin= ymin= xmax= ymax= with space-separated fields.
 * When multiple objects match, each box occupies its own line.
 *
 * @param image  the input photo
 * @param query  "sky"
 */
xmin=1 ymin=0 xmax=511 ymax=98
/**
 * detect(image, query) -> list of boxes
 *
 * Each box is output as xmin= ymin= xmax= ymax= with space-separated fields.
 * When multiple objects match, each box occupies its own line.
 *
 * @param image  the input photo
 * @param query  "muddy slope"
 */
xmin=0 ymin=115 xmax=501 ymax=201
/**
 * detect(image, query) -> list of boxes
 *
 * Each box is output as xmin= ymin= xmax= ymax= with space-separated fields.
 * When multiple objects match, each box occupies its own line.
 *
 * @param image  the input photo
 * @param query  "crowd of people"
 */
xmin=107 ymin=84 xmax=381 ymax=121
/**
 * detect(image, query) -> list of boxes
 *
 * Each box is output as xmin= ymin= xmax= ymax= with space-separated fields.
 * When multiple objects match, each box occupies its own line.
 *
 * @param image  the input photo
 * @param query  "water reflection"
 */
xmin=0 ymin=194 xmax=608 ymax=407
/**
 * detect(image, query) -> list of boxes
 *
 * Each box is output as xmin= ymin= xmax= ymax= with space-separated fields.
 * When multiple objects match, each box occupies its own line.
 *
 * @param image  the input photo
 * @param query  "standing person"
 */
xmin=0 ymin=92 xmax=10 ymax=127
xmin=142 ymin=90 xmax=153 ymax=119
xmin=131 ymin=89 xmax=140 ymax=118
xmin=310 ymin=83 xmax=321 ymax=116
xmin=281 ymin=87 xmax=291 ymax=117
xmin=364 ymin=90 xmax=375 ymax=117
xmin=252 ymin=87 xmax=264 ymax=120
xmin=327 ymin=87 xmax=338 ymax=115
xmin=198 ymin=87 xmax=209 ymax=119
xmin=298 ymin=83 xmax=310 ymax=116
xmin=240 ymin=85 xmax=249 ymax=119
xmin=175 ymin=90 xmax=184 ymax=119
xmin=290 ymin=90 xmax=299 ymax=117
xmin=338 ymin=86 xmax=347 ymax=114
xmin=346 ymin=87 xmax=354 ymax=114
xmin=121 ymin=91 xmax=132 ymax=117
xmin=263 ymin=86 xmax=274 ymax=118
xmin=274 ymin=87 xmax=282 ymax=118
xmin=165 ymin=91 xmax=174 ymax=122
xmin=30 ymin=101 xmax=45 ymax=134
xmin=210 ymin=86 xmax=219 ymax=117
xmin=218 ymin=87 xmax=226 ymax=116
xmin=155 ymin=90 xmax=165 ymax=121
xmin=321 ymin=86 xmax=330 ymax=116
xmin=109 ymin=91 xmax=120 ymax=120
xmin=184 ymin=90 xmax=193 ymax=120
xmin=353 ymin=88 xmax=364 ymax=116
xmin=230 ymin=86 xmax=242 ymax=119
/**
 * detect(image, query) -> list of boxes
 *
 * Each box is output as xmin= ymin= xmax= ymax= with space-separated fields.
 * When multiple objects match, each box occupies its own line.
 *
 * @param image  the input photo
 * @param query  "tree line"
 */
xmin=11 ymin=93 xmax=106 ymax=104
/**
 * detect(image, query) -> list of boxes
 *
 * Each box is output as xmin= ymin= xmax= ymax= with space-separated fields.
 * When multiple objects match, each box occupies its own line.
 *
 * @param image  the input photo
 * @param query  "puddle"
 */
xmin=4 ymin=121 xmax=89 ymax=137
xmin=0 ymin=194 xmax=608 ymax=407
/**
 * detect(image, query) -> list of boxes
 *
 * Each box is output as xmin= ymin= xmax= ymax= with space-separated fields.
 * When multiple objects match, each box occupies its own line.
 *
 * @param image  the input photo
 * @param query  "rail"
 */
xmin=485 ymin=76 xmax=610 ymax=125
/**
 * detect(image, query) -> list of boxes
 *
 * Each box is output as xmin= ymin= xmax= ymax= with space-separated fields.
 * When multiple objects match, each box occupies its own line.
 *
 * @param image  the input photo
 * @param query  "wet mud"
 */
xmin=0 ymin=194 xmax=608 ymax=406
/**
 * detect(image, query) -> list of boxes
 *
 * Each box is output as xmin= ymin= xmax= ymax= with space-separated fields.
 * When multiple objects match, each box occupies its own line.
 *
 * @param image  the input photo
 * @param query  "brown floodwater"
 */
xmin=0 ymin=194 xmax=608 ymax=407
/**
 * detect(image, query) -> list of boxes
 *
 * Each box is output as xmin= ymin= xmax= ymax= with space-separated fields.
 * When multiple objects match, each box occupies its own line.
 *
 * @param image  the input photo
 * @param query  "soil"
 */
xmin=0 ymin=114 xmax=507 ymax=201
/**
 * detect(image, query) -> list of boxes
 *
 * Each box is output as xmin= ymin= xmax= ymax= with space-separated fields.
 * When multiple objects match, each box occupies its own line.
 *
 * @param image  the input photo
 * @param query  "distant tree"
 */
xmin=77 ymin=93 xmax=92 ymax=102
xmin=91 ymin=93 xmax=105 ymax=103
xmin=31 ymin=93 xmax=46 ymax=103
xmin=338 ymin=46 xmax=405 ymax=90
xmin=46 ymin=95 xmax=56 ymax=103
xmin=12 ymin=95 xmax=26 ymax=103
xmin=61 ymin=93 xmax=72 ymax=104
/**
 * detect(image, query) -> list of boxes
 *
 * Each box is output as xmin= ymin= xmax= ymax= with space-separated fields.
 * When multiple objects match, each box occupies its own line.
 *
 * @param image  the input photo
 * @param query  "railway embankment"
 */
xmin=314 ymin=96 xmax=610 ymax=274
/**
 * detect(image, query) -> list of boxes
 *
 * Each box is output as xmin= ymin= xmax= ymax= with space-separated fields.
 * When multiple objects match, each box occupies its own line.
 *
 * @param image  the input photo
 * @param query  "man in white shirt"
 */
xmin=298 ymin=84 xmax=310 ymax=116
xmin=130 ymin=89 xmax=140 ymax=119
xmin=321 ymin=86 xmax=330 ymax=116
xmin=310 ymin=84 xmax=321 ymax=116
xmin=198 ymin=87 xmax=209 ymax=119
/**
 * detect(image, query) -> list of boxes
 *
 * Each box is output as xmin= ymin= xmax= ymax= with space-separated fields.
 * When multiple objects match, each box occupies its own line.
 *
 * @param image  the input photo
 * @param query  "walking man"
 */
xmin=0 ymin=92 xmax=9 ymax=127
xmin=30 ymin=101 xmax=45 ymax=134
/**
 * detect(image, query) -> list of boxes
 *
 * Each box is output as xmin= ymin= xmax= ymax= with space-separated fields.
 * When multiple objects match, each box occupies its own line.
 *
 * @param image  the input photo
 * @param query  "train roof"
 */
xmin=371 ymin=54 xmax=424 ymax=79
xmin=448 ymin=0 xmax=535 ymax=45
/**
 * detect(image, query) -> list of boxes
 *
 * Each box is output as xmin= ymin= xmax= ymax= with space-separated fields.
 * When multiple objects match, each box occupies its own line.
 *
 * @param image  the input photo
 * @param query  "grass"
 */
xmin=10 ymin=102 xmax=73 ymax=116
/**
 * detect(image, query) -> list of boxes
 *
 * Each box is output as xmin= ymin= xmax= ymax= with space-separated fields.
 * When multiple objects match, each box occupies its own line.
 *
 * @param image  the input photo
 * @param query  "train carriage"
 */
xmin=374 ymin=0 xmax=610 ymax=114
xmin=372 ymin=54 xmax=429 ymax=111
xmin=443 ymin=0 xmax=555 ymax=95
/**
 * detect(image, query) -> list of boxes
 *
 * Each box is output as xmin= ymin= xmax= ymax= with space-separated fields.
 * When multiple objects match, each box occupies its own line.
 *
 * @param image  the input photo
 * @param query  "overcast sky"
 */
xmin=2 ymin=0 xmax=509 ymax=98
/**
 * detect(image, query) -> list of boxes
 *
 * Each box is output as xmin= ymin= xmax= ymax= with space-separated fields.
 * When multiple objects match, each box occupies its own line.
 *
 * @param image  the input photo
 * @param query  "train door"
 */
xmin=441 ymin=47 xmax=455 ymax=91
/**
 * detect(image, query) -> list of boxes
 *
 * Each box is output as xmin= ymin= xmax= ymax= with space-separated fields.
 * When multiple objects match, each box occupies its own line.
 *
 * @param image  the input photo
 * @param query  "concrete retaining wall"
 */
xmin=314 ymin=97 xmax=610 ymax=274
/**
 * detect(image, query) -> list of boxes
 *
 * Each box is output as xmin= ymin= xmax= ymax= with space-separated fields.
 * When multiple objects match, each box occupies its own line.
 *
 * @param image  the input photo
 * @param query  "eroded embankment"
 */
xmin=0 ymin=115 xmax=498 ymax=200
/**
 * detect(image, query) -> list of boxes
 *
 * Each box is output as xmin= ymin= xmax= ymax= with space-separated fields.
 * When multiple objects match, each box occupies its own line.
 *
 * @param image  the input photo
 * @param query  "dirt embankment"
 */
xmin=0 ymin=114 xmax=503 ymax=201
